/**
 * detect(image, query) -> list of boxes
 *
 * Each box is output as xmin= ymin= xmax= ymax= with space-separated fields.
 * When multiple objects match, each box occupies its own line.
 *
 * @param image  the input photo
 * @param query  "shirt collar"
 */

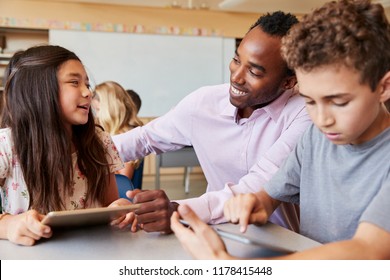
xmin=261 ymin=88 xmax=296 ymax=121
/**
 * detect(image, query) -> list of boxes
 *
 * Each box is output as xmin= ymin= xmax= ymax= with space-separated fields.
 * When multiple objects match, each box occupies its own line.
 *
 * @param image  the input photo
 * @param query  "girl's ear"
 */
xmin=379 ymin=71 xmax=390 ymax=103
xmin=283 ymin=75 xmax=297 ymax=90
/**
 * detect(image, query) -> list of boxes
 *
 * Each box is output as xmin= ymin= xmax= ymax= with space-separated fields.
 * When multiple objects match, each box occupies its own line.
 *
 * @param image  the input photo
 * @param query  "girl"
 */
xmin=93 ymin=81 xmax=143 ymax=180
xmin=0 ymin=45 xmax=126 ymax=246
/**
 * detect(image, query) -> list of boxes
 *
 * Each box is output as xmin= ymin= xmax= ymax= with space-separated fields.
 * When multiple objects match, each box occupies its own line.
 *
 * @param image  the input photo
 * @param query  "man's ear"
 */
xmin=379 ymin=71 xmax=390 ymax=103
xmin=283 ymin=75 xmax=297 ymax=90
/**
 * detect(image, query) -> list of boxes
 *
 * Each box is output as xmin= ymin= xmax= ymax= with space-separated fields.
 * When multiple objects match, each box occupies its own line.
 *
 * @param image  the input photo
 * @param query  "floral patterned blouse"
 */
xmin=0 ymin=127 xmax=124 ymax=214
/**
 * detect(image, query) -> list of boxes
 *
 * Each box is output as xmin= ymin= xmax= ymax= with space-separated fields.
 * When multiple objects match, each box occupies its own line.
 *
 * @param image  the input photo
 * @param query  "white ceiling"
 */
xmin=26 ymin=0 xmax=390 ymax=14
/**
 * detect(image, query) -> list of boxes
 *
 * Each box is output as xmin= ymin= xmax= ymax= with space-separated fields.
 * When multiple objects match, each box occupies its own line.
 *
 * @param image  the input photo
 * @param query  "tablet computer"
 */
xmin=41 ymin=204 xmax=141 ymax=228
xmin=179 ymin=219 xmax=293 ymax=253
xmin=214 ymin=228 xmax=296 ymax=253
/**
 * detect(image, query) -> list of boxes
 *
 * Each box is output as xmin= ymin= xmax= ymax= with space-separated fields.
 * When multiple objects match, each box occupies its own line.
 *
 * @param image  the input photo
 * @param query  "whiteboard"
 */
xmin=49 ymin=30 xmax=235 ymax=116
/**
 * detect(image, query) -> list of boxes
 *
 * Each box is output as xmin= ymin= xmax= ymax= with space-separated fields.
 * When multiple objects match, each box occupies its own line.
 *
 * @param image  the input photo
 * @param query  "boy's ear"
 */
xmin=379 ymin=71 xmax=390 ymax=103
xmin=283 ymin=75 xmax=297 ymax=90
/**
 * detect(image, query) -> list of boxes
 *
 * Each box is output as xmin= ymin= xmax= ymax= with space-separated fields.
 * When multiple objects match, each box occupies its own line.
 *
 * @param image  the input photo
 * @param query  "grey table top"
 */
xmin=0 ymin=222 xmax=321 ymax=260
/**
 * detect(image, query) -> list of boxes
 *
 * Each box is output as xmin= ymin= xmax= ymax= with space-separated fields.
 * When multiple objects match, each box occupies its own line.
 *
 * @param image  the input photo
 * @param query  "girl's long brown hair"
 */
xmin=1 ymin=45 xmax=110 ymax=213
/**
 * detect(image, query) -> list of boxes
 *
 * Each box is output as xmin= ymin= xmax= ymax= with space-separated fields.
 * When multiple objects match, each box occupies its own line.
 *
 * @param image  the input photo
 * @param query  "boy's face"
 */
xmin=297 ymin=64 xmax=388 ymax=145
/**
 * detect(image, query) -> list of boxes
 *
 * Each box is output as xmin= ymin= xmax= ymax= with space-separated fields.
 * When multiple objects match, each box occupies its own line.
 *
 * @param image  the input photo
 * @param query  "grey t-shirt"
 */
xmin=265 ymin=124 xmax=390 ymax=243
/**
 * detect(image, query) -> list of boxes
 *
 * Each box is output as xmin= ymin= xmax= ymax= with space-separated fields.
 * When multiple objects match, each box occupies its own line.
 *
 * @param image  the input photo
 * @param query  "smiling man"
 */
xmin=112 ymin=11 xmax=311 ymax=233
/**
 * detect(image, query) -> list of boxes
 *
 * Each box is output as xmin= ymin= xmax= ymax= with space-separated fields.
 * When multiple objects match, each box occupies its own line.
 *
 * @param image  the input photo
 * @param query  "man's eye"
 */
xmin=249 ymin=69 xmax=263 ymax=77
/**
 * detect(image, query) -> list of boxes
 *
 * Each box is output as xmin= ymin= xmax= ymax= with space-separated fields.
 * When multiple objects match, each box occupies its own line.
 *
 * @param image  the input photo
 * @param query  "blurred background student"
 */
xmin=93 ymin=81 xmax=144 ymax=182
xmin=126 ymin=89 xmax=142 ymax=114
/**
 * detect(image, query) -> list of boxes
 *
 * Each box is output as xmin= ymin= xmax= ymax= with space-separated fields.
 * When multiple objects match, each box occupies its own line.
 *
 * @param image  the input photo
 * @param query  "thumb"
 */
xmin=127 ymin=189 xmax=142 ymax=200
xmin=177 ymin=204 xmax=203 ymax=230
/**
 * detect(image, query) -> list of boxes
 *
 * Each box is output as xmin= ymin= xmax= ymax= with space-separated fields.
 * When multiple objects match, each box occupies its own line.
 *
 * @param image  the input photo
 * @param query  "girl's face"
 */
xmin=57 ymin=59 xmax=92 ymax=133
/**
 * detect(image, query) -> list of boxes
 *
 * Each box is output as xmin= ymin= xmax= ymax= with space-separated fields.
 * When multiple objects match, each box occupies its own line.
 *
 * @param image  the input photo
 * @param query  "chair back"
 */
xmin=131 ymin=159 xmax=144 ymax=189
xmin=115 ymin=174 xmax=134 ymax=200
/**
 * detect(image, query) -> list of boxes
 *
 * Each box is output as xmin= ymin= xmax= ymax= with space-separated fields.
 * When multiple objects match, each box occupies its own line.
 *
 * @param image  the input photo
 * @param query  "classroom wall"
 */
xmin=1 ymin=1 xmax=389 ymax=40
xmin=0 ymin=1 xmax=262 ymax=117
xmin=0 ymin=0 xmax=260 ymax=38
xmin=49 ymin=29 xmax=236 ymax=116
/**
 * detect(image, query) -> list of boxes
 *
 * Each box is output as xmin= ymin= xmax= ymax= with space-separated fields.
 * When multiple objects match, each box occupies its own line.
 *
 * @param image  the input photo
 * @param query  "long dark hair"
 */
xmin=2 ymin=45 xmax=110 ymax=213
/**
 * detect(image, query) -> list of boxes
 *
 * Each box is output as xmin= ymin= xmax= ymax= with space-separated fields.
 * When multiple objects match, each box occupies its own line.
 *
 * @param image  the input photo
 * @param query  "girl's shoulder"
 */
xmin=0 ymin=127 xmax=12 ymax=135
xmin=94 ymin=126 xmax=112 ymax=145
xmin=95 ymin=125 xmax=109 ymax=137
xmin=0 ymin=127 xmax=13 ymax=143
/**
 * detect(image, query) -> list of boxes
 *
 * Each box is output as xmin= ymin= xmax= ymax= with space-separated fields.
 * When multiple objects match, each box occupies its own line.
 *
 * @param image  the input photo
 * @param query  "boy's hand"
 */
xmin=4 ymin=210 xmax=52 ymax=246
xmin=223 ymin=192 xmax=272 ymax=233
xmin=171 ymin=204 xmax=231 ymax=260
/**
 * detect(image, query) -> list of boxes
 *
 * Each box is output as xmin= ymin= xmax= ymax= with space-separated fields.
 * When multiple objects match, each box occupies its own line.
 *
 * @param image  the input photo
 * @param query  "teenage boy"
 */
xmin=171 ymin=0 xmax=390 ymax=259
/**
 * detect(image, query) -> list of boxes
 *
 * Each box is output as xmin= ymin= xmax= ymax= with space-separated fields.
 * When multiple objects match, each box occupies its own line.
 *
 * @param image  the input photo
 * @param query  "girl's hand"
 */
xmin=108 ymin=198 xmax=138 ymax=232
xmin=4 ymin=210 xmax=52 ymax=246
xmin=170 ymin=204 xmax=232 ymax=260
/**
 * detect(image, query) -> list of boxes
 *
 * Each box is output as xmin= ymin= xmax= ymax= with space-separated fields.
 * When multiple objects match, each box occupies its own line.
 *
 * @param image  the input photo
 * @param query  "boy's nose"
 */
xmin=316 ymin=109 xmax=334 ymax=128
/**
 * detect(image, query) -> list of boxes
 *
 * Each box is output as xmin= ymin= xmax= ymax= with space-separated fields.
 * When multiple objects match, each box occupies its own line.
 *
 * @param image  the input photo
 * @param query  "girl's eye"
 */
xmin=232 ymin=57 xmax=239 ymax=64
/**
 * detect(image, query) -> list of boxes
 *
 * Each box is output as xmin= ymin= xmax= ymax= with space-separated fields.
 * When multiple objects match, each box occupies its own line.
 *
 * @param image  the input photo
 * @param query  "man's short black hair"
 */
xmin=250 ymin=11 xmax=298 ymax=37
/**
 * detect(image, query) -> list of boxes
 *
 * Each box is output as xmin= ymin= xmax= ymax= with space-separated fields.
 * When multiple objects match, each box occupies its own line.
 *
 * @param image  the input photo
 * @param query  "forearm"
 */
xmin=175 ymin=184 xmax=235 ymax=224
xmin=271 ymin=240 xmax=379 ymax=260
xmin=116 ymin=162 xmax=135 ymax=179
xmin=269 ymin=223 xmax=390 ymax=260
xmin=0 ymin=213 xmax=11 ymax=240
xmin=112 ymin=128 xmax=150 ymax=162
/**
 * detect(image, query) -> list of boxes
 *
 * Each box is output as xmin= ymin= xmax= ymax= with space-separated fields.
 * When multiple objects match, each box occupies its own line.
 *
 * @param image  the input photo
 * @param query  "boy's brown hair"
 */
xmin=281 ymin=0 xmax=390 ymax=94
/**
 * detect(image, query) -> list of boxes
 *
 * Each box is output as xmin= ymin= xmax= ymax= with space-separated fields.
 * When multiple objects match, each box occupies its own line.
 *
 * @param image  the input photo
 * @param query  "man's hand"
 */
xmin=129 ymin=189 xmax=179 ymax=233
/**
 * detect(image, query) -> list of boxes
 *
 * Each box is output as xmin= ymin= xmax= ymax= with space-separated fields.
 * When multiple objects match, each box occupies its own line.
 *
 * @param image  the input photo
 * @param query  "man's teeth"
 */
xmin=232 ymin=87 xmax=247 ymax=95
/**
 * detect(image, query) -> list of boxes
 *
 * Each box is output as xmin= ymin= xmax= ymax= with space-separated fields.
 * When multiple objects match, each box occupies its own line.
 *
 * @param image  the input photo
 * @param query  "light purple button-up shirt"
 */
xmin=113 ymin=83 xmax=311 ymax=231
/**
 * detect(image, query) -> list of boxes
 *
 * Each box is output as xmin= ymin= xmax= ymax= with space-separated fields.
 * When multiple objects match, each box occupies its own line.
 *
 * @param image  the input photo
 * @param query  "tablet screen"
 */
xmin=41 ymin=204 xmax=140 ymax=227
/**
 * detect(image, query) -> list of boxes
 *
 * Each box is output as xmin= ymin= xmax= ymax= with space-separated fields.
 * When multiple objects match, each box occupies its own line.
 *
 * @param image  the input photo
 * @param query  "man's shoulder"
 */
xmin=189 ymin=83 xmax=229 ymax=98
xmin=275 ymin=90 xmax=308 ymax=122
xmin=183 ymin=83 xmax=230 ymax=111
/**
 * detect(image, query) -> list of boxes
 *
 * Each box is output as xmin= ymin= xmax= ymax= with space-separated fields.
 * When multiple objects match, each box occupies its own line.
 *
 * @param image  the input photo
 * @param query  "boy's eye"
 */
xmin=304 ymin=99 xmax=315 ymax=105
xmin=334 ymin=101 xmax=349 ymax=107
